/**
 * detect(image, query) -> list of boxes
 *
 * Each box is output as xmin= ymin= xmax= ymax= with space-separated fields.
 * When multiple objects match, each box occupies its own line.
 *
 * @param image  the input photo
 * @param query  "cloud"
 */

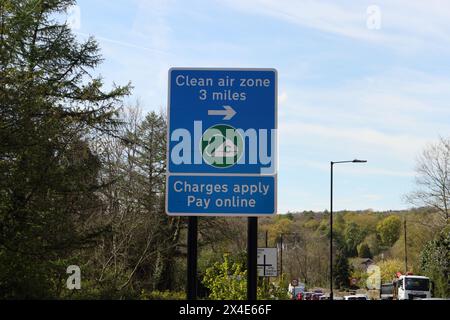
xmin=131 ymin=0 xmax=172 ymax=51
xmin=221 ymin=0 xmax=450 ymax=51
xmin=279 ymin=68 xmax=450 ymax=160
xmin=280 ymin=122 xmax=429 ymax=160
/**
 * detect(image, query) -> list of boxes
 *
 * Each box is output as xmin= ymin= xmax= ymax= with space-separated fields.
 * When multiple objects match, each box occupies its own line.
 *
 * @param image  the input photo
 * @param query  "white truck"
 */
xmin=393 ymin=273 xmax=432 ymax=300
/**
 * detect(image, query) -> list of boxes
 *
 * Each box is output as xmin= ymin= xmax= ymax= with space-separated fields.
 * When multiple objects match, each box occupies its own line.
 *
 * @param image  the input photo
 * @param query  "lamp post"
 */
xmin=330 ymin=159 xmax=367 ymax=300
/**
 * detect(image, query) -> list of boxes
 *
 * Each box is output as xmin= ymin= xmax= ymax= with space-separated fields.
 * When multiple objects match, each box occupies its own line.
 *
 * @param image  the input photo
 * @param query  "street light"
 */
xmin=329 ymin=159 xmax=367 ymax=300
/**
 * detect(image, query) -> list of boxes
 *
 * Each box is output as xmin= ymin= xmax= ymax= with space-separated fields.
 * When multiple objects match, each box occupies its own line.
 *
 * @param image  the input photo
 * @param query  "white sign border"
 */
xmin=165 ymin=67 xmax=278 ymax=217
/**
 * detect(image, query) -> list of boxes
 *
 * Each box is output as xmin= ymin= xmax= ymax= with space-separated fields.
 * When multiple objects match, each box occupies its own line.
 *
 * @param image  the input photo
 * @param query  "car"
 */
xmin=313 ymin=289 xmax=324 ymax=294
xmin=344 ymin=294 xmax=369 ymax=300
xmin=319 ymin=295 xmax=330 ymax=300
xmin=303 ymin=292 xmax=314 ymax=300
xmin=311 ymin=293 xmax=324 ymax=300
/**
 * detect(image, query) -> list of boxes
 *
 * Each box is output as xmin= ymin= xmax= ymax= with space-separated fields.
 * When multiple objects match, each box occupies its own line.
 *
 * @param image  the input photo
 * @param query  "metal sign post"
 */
xmin=248 ymin=217 xmax=258 ymax=300
xmin=187 ymin=216 xmax=197 ymax=299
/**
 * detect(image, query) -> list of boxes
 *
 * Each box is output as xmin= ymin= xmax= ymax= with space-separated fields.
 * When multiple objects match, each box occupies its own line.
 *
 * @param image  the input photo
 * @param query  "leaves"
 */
xmin=202 ymin=254 xmax=247 ymax=300
xmin=376 ymin=216 xmax=401 ymax=248
xmin=420 ymin=231 xmax=449 ymax=298
xmin=0 ymin=0 xmax=129 ymax=298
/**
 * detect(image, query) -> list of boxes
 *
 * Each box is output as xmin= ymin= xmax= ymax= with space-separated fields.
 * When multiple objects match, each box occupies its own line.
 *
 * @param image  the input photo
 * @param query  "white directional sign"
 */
xmin=257 ymin=248 xmax=278 ymax=277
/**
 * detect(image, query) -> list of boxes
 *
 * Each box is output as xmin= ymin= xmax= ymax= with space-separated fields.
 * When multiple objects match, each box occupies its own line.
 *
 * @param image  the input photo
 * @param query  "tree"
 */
xmin=420 ymin=230 xmax=449 ymax=298
xmin=376 ymin=216 xmax=401 ymax=247
xmin=266 ymin=215 xmax=293 ymax=244
xmin=84 ymin=106 xmax=186 ymax=297
xmin=0 ymin=0 xmax=130 ymax=298
xmin=343 ymin=222 xmax=366 ymax=257
xmin=406 ymin=137 xmax=450 ymax=225
xmin=132 ymin=111 xmax=181 ymax=291
xmin=363 ymin=233 xmax=381 ymax=256
xmin=377 ymin=259 xmax=403 ymax=283
xmin=357 ymin=243 xmax=373 ymax=258
xmin=333 ymin=252 xmax=352 ymax=289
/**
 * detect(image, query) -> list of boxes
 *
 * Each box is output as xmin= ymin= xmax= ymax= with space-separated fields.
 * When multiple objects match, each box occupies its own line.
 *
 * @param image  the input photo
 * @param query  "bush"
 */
xmin=202 ymin=254 xmax=247 ymax=300
xmin=140 ymin=290 xmax=186 ymax=300
xmin=377 ymin=259 xmax=404 ymax=283
xmin=258 ymin=274 xmax=290 ymax=300
xmin=420 ymin=231 xmax=449 ymax=298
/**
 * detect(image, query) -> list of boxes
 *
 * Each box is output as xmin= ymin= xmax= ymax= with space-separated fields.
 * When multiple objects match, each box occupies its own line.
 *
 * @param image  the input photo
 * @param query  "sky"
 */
xmin=73 ymin=0 xmax=450 ymax=213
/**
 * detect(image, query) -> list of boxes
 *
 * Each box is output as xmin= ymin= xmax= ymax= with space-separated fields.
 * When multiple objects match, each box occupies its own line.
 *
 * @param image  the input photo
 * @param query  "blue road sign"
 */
xmin=167 ymin=175 xmax=275 ymax=215
xmin=166 ymin=68 xmax=277 ymax=216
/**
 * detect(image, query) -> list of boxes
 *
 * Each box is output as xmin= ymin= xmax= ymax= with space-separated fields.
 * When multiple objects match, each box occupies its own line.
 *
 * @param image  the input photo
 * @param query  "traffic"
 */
xmin=288 ymin=272 xmax=436 ymax=300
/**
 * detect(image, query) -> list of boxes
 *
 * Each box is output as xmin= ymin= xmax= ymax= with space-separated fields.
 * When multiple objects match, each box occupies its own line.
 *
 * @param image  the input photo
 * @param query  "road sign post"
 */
xmin=166 ymin=68 xmax=277 ymax=300
xmin=248 ymin=217 xmax=258 ymax=300
xmin=187 ymin=216 xmax=197 ymax=299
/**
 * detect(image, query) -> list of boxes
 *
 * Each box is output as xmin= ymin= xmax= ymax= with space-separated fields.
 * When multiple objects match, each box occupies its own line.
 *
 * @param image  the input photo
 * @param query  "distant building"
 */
xmin=360 ymin=258 xmax=374 ymax=270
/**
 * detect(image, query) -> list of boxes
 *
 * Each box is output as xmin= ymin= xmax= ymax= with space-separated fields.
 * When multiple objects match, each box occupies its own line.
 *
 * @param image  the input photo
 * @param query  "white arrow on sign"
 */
xmin=208 ymin=105 xmax=236 ymax=120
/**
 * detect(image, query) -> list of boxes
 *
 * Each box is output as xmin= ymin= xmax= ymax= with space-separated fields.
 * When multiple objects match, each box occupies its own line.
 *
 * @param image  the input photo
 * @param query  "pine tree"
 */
xmin=133 ymin=111 xmax=181 ymax=291
xmin=333 ymin=252 xmax=352 ymax=289
xmin=0 ymin=0 xmax=130 ymax=298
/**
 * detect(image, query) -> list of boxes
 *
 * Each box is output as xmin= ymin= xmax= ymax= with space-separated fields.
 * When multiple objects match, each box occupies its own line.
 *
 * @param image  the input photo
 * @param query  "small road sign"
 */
xmin=257 ymin=248 xmax=278 ymax=277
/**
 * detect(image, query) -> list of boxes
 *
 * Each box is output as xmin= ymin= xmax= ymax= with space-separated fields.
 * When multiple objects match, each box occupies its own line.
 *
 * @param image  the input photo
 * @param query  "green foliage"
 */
xmin=350 ymin=268 xmax=369 ymax=289
xmin=343 ymin=222 xmax=366 ymax=257
xmin=266 ymin=216 xmax=293 ymax=244
xmin=284 ymin=212 xmax=294 ymax=221
xmin=334 ymin=214 xmax=346 ymax=234
xmin=363 ymin=233 xmax=381 ymax=256
xmin=140 ymin=290 xmax=186 ymax=300
xmin=201 ymin=254 xmax=290 ymax=300
xmin=377 ymin=259 xmax=404 ymax=283
xmin=357 ymin=243 xmax=373 ymax=258
xmin=258 ymin=278 xmax=290 ymax=300
xmin=420 ymin=231 xmax=449 ymax=298
xmin=377 ymin=216 xmax=402 ymax=247
xmin=202 ymin=255 xmax=247 ymax=300
xmin=303 ymin=219 xmax=320 ymax=230
xmin=0 ymin=0 xmax=129 ymax=298
xmin=333 ymin=252 xmax=352 ymax=289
